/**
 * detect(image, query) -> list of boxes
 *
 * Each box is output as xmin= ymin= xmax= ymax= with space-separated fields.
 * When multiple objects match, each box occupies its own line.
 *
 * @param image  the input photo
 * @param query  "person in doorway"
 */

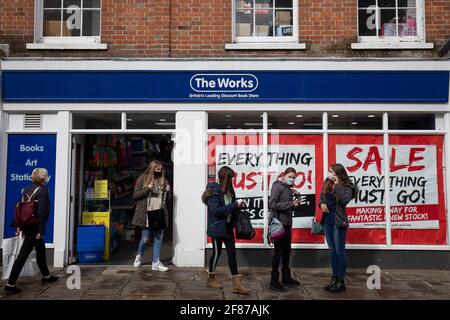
xmin=4 ymin=168 xmax=58 ymax=294
xmin=132 ymin=160 xmax=171 ymax=271
xmin=319 ymin=163 xmax=358 ymax=293
xmin=202 ymin=166 xmax=251 ymax=294
xmin=268 ymin=167 xmax=302 ymax=291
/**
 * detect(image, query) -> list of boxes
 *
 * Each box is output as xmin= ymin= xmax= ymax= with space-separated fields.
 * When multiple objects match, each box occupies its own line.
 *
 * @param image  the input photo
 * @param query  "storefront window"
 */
xmin=388 ymin=113 xmax=435 ymax=130
xmin=208 ymin=112 xmax=263 ymax=129
xmin=328 ymin=113 xmax=383 ymax=130
xmin=125 ymin=113 xmax=175 ymax=130
xmin=328 ymin=135 xmax=387 ymax=244
xmin=268 ymin=112 xmax=323 ymax=129
xmin=72 ymin=113 xmax=122 ymax=129
xmin=389 ymin=135 xmax=447 ymax=245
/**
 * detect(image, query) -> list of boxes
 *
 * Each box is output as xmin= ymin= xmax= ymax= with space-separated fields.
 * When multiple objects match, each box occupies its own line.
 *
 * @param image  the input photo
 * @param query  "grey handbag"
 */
xmin=311 ymin=216 xmax=324 ymax=235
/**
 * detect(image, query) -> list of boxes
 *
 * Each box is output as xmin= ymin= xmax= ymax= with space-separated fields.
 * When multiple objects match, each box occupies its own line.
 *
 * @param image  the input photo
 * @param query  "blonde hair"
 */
xmin=31 ymin=168 xmax=48 ymax=185
xmin=143 ymin=160 xmax=167 ymax=189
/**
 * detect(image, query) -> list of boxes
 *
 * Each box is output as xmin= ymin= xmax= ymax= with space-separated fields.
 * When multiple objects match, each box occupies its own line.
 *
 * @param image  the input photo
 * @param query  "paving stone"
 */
xmin=179 ymin=279 xmax=216 ymax=290
xmin=223 ymin=291 xmax=259 ymax=300
xmin=37 ymin=286 xmax=85 ymax=300
xmin=176 ymin=289 xmax=223 ymax=300
xmin=222 ymin=280 xmax=264 ymax=292
xmin=302 ymin=284 xmax=379 ymax=300
xmin=121 ymin=281 xmax=177 ymax=296
xmin=256 ymin=292 xmax=281 ymax=300
xmin=383 ymin=269 xmax=450 ymax=282
xmin=123 ymin=295 xmax=175 ymax=300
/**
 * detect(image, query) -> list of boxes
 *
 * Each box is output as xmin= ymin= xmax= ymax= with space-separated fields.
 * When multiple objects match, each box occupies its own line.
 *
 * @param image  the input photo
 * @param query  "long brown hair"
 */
xmin=142 ymin=160 xmax=167 ymax=189
xmin=218 ymin=166 xmax=236 ymax=196
xmin=322 ymin=163 xmax=357 ymax=196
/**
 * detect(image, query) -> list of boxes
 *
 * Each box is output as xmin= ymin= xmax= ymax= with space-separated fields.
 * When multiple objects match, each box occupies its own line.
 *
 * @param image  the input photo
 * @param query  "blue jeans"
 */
xmin=137 ymin=228 xmax=164 ymax=263
xmin=323 ymin=211 xmax=347 ymax=278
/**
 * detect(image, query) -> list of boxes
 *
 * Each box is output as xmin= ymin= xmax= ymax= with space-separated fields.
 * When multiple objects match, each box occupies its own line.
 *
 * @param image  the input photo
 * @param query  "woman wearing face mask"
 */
xmin=132 ymin=160 xmax=171 ymax=271
xmin=5 ymin=168 xmax=58 ymax=294
xmin=268 ymin=167 xmax=301 ymax=291
xmin=319 ymin=163 xmax=358 ymax=293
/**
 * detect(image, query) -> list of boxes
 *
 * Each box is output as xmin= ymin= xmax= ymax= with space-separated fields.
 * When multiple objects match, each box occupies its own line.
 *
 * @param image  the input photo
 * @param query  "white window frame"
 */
xmin=352 ymin=0 xmax=434 ymax=49
xmin=227 ymin=0 xmax=306 ymax=50
xmin=27 ymin=0 xmax=107 ymax=50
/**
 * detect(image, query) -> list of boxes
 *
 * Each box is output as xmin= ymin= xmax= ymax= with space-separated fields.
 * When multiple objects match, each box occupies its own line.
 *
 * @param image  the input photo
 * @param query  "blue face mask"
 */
xmin=285 ymin=177 xmax=296 ymax=186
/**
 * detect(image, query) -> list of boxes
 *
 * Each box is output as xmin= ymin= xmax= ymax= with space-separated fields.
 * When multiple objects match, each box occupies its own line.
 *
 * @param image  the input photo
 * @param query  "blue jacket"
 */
xmin=204 ymin=182 xmax=238 ymax=238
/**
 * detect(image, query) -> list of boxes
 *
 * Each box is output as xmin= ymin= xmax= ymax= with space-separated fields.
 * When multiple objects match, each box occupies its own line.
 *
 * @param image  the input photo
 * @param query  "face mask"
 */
xmin=285 ymin=177 xmax=295 ymax=186
xmin=154 ymin=171 xmax=162 ymax=178
xmin=327 ymin=172 xmax=335 ymax=181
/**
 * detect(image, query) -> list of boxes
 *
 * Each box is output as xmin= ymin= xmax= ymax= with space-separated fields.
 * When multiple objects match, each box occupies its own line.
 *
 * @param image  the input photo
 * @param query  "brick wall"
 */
xmin=0 ymin=0 xmax=449 ymax=58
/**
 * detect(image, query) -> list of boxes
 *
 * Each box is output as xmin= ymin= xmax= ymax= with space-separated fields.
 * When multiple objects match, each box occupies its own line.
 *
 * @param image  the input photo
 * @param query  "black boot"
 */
xmin=281 ymin=268 xmax=300 ymax=286
xmin=329 ymin=277 xmax=346 ymax=293
xmin=270 ymin=271 xmax=288 ymax=292
xmin=4 ymin=284 xmax=22 ymax=294
xmin=42 ymin=275 xmax=59 ymax=285
xmin=324 ymin=276 xmax=337 ymax=291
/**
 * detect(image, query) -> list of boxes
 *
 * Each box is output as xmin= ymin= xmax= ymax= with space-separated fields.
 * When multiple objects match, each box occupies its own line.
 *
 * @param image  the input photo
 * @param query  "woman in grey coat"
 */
xmin=268 ymin=167 xmax=301 ymax=291
xmin=319 ymin=163 xmax=357 ymax=293
xmin=132 ymin=160 xmax=171 ymax=271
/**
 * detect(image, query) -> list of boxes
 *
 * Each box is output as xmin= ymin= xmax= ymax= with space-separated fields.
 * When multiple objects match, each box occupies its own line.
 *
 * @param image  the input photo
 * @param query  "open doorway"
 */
xmin=69 ymin=133 xmax=174 ymax=266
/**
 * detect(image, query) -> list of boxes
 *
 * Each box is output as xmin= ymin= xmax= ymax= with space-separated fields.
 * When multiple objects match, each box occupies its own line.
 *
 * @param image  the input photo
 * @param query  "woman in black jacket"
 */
xmin=4 ymin=168 xmax=58 ymax=294
xmin=268 ymin=167 xmax=301 ymax=291
xmin=202 ymin=166 xmax=250 ymax=294
xmin=318 ymin=163 xmax=357 ymax=293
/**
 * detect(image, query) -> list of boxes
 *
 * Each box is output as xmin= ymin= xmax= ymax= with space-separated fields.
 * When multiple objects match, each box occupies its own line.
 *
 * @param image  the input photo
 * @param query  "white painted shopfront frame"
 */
xmin=0 ymin=59 xmax=449 ymax=269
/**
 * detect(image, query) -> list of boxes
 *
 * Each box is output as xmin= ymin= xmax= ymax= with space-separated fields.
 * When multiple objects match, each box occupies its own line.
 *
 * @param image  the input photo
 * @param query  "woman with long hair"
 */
xmin=132 ymin=160 xmax=171 ymax=271
xmin=202 ymin=166 xmax=251 ymax=294
xmin=319 ymin=163 xmax=358 ymax=293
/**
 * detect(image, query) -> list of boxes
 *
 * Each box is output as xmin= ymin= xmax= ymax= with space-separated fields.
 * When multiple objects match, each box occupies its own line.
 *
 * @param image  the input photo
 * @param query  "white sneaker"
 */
xmin=133 ymin=255 xmax=142 ymax=267
xmin=152 ymin=261 xmax=169 ymax=272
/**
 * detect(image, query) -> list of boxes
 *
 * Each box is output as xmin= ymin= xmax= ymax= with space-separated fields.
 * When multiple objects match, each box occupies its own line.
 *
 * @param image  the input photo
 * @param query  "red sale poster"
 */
xmin=207 ymin=134 xmax=324 ymax=244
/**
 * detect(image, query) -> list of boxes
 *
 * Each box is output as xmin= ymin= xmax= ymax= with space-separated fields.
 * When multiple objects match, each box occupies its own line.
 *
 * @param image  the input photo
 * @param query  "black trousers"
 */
xmin=8 ymin=235 xmax=50 ymax=285
xmin=272 ymin=227 xmax=292 ymax=272
xmin=209 ymin=225 xmax=238 ymax=276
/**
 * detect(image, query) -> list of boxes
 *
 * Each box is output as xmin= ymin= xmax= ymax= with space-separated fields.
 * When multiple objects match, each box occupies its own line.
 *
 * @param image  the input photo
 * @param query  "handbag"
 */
xmin=147 ymin=187 xmax=164 ymax=212
xmin=2 ymin=233 xmax=39 ymax=280
xmin=311 ymin=216 xmax=324 ymax=235
xmin=268 ymin=211 xmax=286 ymax=241
xmin=235 ymin=210 xmax=256 ymax=240
xmin=14 ymin=187 xmax=40 ymax=228
xmin=147 ymin=209 xmax=166 ymax=231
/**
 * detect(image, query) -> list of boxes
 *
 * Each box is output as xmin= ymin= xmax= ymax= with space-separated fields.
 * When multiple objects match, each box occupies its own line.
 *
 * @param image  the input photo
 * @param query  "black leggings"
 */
xmin=209 ymin=229 xmax=238 ymax=276
xmin=8 ymin=235 xmax=50 ymax=285
xmin=272 ymin=227 xmax=292 ymax=272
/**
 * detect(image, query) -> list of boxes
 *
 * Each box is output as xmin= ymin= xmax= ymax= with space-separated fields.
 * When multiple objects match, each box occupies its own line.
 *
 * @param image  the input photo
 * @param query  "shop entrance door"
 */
xmin=68 ymin=133 xmax=174 ymax=266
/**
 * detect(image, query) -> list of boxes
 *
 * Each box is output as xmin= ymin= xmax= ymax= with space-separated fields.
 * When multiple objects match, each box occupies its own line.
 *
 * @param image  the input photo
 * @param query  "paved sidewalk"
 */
xmin=1 ymin=266 xmax=450 ymax=300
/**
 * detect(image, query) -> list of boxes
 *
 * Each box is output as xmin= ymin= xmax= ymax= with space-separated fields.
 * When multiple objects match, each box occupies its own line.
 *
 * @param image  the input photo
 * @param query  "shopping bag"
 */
xmin=2 ymin=234 xmax=39 ymax=280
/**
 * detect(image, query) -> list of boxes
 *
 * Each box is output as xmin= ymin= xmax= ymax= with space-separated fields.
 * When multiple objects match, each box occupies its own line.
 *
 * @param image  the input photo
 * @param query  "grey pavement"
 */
xmin=1 ymin=266 xmax=450 ymax=300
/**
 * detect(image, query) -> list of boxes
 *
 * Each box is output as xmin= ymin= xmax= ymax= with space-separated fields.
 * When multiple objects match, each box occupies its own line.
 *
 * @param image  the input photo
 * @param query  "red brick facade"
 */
xmin=0 ymin=0 xmax=449 ymax=58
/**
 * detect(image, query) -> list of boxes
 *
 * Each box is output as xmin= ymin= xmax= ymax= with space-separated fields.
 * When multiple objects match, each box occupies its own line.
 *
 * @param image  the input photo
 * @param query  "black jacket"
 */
xmin=318 ymin=179 xmax=355 ymax=228
xmin=14 ymin=183 xmax=50 ymax=236
xmin=269 ymin=180 xmax=295 ymax=227
xmin=204 ymin=182 xmax=238 ymax=239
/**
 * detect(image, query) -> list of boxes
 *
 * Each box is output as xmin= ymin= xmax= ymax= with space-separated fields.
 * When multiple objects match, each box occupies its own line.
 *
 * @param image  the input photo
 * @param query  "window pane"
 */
xmin=44 ymin=0 xmax=62 ymax=8
xmin=358 ymin=0 xmax=376 ymax=8
xmin=255 ymin=11 xmax=273 ymax=36
xmin=82 ymin=10 xmax=101 ymax=36
xmin=72 ymin=113 xmax=122 ymax=129
xmin=275 ymin=0 xmax=292 ymax=8
xmin=125 ymin=113 xmax=175 ymax=130
xmin=84 ymin=0 xmax=101 ymax=8
xmin=43 ymin=10 xmax=62 ymax=36
xmin=236 ymin=10 xmax=253 ymax=36
xmin=63 ymin=0 xmax=81 ymax=8
xmin=268 ymin=112 xmax=323 ymax=129
xmin=389 ymin=135 xmax=447 ymax=245
xmin=398 ymin=0 xmax=416 ymax=7
xmin=378 ymin=0 xmax=396 ymax=7
xmin=389 ymin=114 xmax=435 ymax=130
xmin=208 ymin=112 xmax=263 ymax=129
xmin=236 ymin=0 xmax=253 ymax=9
xmin=63 ymin=8 xmax=81 ymax=36
xmin=379 ymin=9 xmax=397 ymax=36
xmin=398 ymin=8 xmax=417 ymax=36
xmin=255 ymin=0 xmax=273 ymax=10
xmin=328 ymin=113 xmax=382 ymax=130
xmin=275 ymin=10 xmax=293 ymax=36
xmin=358 ymin=8 xmax=377 ymax=36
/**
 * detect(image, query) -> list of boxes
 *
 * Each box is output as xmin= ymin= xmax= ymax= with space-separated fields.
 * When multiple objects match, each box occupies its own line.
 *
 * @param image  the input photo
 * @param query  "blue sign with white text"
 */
xmin=4 ymin=134 xmax=56 ymax=243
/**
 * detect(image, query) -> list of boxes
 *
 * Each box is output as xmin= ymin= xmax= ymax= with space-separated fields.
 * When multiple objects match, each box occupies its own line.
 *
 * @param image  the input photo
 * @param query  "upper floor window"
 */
xmin=357 ymin=0 xmax=424 ymax=42
xmin=27 ymin=0 xmax=106 ymax=49
xmin=234 ymin=0 xmax=298 ymax=43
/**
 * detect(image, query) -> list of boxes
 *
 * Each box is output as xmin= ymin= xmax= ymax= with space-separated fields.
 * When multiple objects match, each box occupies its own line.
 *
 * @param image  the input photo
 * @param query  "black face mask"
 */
xmin=154 ymin=171 xmax=162 ymax=178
